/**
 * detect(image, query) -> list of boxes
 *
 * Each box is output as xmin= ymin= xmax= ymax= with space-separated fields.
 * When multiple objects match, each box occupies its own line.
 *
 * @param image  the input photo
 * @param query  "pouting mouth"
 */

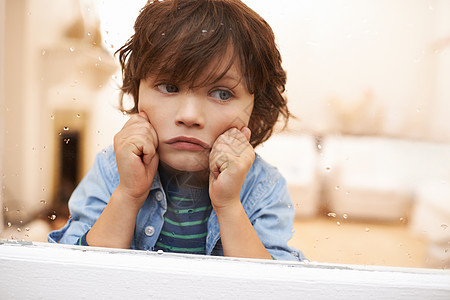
xmin=166 ymin=136 xmax=211 ymax=149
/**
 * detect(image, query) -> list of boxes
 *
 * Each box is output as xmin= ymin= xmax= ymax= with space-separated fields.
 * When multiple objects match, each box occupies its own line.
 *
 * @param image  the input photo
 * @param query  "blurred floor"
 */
xmin=289 ymin=217 xmax=428 ymax=268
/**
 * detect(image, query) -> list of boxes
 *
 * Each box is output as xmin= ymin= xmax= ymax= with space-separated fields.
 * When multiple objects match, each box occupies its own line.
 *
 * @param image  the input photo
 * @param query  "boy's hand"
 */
xmin=209 ymin=127 xmax=255 ymax=213
xmin=114 ymin=112 xmax=159 ymax=209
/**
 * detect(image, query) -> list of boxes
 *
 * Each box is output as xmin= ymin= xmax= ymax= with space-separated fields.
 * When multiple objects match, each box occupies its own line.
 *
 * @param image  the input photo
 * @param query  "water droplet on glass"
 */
xmin=87 ymin=32 xmax=91 ymax=36
xmin=202 ymin=29 xmax=207 ymax=33
xmin=416 ymin=108 xmax=421 ymax=113
xmin=17 ymin=228 xmax=22 ymax=232
xmin=16 ymin=210 xmax=20 ymax=214
xmin=64 ymin=138 xmax=70 ymax=144
xmin=48 ymin=214 xmax=57 ymax=221
xmin=335 ymin=185 xmax=341 ymax=190
xmin=327 ymin=212 xmax=337 ymax=218
xmin=336 ymin=221 xmax=341 ymax=226
xmin=40 ymin=200 xmax=47 ymax=204
xmin=41 ymin=49 xmax=46 ymax=56
xmin=441 ymin=224 xmax=448 ymax=230
xmin=157 ymin=249 xmax=164 ymax=255
xmin=72 ymin=97 xmax=77 ymax=101
xmin=365 ymin=227 xmax=370 ymax=232
xmin=69 ymin=47 xmax=75 ymax=52
xmin=325 ymin=167 xmax=331 ymax=172
xmin=63 ymin=126 xmax=69 ymax=131
xmin=98 ymin=56 xmax=102 ymax=61
xmin=343 ymin=213 xmax=348 ymax=219
xmin=161 ymin=32 xmax=165 ymax=36
xmin=317 ymin=144 xmax=322 ymax=150
xmin=50 ymin=115 xmax=54 ymax=120
xmin=25 ymin=227 xmax=30 ymax=232
xmin=7 ymin=222 xmax=12 ymax=228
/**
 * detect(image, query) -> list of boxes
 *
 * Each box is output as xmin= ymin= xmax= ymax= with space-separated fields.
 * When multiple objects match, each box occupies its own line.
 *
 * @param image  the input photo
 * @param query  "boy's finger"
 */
xmin=240 ymin=126 xmax=251 ymax=142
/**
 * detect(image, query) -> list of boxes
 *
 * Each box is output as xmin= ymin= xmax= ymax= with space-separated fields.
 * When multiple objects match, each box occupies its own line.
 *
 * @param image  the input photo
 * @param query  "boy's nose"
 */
xmin=174 ymin=95 xmax=205 ymax=128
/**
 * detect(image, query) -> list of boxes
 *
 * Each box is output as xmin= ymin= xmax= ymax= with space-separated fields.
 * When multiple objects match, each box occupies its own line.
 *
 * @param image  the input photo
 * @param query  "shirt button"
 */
xmin=145 ymin=226 xmax=155 ymax=237
xmin=155 ymin=191 xmax=163 ymax=201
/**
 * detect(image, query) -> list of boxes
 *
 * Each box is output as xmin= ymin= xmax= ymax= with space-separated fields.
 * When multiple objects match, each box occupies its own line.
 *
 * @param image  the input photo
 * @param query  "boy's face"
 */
xmin=138 ymin=59 xmax=254 ymax=172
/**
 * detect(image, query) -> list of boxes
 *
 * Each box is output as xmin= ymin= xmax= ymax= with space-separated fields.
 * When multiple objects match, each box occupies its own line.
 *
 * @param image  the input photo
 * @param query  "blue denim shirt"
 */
xmin=48 ymin=146 xmax=305 ymax=261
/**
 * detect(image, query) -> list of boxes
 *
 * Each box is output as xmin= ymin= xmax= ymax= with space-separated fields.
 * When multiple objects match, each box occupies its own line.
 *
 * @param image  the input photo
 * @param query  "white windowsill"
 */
xmin=0 ymin=240 xmax=449 ymax=299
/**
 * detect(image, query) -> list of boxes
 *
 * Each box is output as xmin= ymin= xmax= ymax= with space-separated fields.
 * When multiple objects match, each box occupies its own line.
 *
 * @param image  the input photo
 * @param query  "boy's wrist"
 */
xmin=112 ymin=187 xmax=148 ymax=214
xmin=212 ymin=199 xmax=244 ymax=220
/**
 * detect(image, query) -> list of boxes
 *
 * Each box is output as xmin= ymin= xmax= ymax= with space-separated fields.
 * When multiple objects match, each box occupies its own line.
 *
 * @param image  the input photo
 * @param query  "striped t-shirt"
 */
xmin=155 ymin=167 xmax=212 ymax=254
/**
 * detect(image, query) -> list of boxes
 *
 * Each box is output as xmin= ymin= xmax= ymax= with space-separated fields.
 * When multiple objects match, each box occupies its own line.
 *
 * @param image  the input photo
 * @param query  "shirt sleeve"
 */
xmin=243 ymin=156 xmax=307 ymax=262
xmin=48 ymin=147 xmax=118 ymax=245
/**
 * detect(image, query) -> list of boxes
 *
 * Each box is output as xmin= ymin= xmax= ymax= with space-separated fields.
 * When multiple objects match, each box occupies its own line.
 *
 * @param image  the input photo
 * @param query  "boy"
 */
xmin=49 ymin=0 xmax=305 ymax=261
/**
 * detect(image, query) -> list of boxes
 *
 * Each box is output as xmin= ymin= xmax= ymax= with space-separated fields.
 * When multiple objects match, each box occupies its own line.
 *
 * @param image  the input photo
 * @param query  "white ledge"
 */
xmin=1 ymin=240 xmax=449 ymax=299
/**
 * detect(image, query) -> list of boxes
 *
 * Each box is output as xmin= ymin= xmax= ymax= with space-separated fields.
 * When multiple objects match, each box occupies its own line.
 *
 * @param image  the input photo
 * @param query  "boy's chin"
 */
xmin=159 ymin=156 xmax=209 ymax=173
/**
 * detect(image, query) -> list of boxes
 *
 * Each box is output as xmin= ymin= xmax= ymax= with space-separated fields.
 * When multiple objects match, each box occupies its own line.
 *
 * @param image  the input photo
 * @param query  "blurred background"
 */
xmin=0 ymin=0 xmax=449 ymax=269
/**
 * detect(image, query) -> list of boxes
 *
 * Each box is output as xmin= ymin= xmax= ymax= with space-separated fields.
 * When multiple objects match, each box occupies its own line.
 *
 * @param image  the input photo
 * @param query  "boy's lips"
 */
xmin=166 ymin=136 xmax=211 ymax=151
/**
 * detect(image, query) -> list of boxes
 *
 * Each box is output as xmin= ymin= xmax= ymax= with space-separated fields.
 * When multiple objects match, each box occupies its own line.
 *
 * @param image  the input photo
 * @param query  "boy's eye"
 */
xmin=157 ymin=83 xmax=179 ymax=93
xmin=210 ymin=89 xmax=232 ymax=101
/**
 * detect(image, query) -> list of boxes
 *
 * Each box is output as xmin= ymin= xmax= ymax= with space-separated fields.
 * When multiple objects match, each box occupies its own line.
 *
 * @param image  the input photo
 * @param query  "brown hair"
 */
xmin=116 ymin=0 xmax=290 ymax=147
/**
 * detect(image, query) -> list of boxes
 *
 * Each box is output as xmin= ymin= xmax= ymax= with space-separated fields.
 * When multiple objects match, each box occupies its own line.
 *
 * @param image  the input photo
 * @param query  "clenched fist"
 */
xmin=209 ymin=127 xmax=255 ymax=212
xmin=114 ymin=112 xmax=159 ymax=209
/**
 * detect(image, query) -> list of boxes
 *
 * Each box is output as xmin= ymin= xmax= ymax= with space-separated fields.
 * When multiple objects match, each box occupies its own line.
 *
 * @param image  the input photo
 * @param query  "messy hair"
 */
xmin=116 ymin=0 xmax=290 ymax=147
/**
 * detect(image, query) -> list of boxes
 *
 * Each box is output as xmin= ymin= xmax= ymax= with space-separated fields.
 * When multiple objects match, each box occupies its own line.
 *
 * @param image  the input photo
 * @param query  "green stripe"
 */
xmin=167 ymin=205 xmax=211 ymax=214
xmin=160 ymin=230 xmax=207 ymax=240
xmin=170 ymin=196 xmax=192 ymax=202
xmin=156 ymin=242 xmax=205 ymax=253
xmin=164 ymin=216 xmax=209 ymax=226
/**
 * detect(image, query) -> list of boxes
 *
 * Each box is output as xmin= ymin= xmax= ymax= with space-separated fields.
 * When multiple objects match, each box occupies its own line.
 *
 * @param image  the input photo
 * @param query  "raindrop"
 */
xmin=317 ymin=144 xmax=322 ymax=150
xmin=96 ymin=130 xmax=101 ymax=134
xmin=157 ymin=249 xmax=164 ymax=255
xmin=161 ymin=32 xmax=165 ymax=36
xmin=50 ymin=115 xmax=54 ymax=120
xmin=76 ymin=113 xmax=81 ymax=118
xmin=336 ymin=221 xmax=341 ymax=226
xmin=365 ymin=227 xmax=370 ymax=232
xmin=48 ymin=214 xmax=57 ymax=221
xmin=98 ymin=56 xmax=102 ymax=62
xmin=63 ymin=126 xmax=69 ymax=131
xmin=327 ymin=212 xmax=337 ymax=218
xmin=201 ymin=29 xmax=207 ymax=33
xmin=87 ymin=32 xmax=91 ymax=36
xmin=7 ymin=222 xmax=11 ymax=228
xmin=25 ymin=227 xmax=30 ymax=232
xmin=17 ymin=228 xmax=22 ymax=232
xmin=41 ymin=49 xmax=46 ymax=56
xmin=3 ymin=206 xmax=8 ymax=211
xmin=441 ymin=224 xmax=448 ymax=230
xmin=16 ymin=210 xmax=20 ymax=214
xmin=69 ymin=47 xmax=75 ymax=52
xmin=335 ymin=185 xmax=341 ymax=190
xmin=40 ymin=200 xmax=47 ymax=204
xmin=343 ymin=213 xmax=348 ymax=219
